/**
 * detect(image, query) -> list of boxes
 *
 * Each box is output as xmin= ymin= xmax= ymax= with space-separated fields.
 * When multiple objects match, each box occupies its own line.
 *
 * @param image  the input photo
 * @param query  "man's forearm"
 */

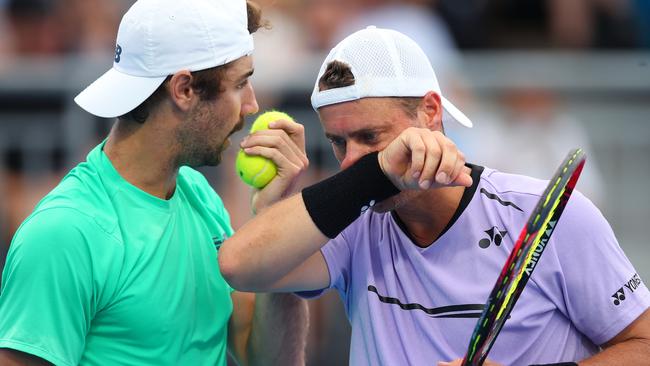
xmin=0 ymin=349 xmax=52 ymax=366
xmin=220 ymin=194 xmax=329 ymax=291
xmin=578 ymin=308 xmax=650 ymax=366
xmin=247 ymin=293 xmax=309 ymax=366
xmin=220 ymin=153 xmax=400 ymax=292
xmin=579 ymin=339 xmax=650 ymax=366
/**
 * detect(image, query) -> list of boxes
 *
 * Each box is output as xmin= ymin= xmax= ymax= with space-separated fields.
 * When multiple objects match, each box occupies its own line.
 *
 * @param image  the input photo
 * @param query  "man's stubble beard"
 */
xmin=176 ymin=104 xmax=244 ymax=168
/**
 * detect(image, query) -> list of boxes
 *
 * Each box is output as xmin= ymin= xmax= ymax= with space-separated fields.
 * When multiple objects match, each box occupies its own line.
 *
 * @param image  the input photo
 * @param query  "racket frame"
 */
xmin=462 ymin=148 xmax=587 ymax=366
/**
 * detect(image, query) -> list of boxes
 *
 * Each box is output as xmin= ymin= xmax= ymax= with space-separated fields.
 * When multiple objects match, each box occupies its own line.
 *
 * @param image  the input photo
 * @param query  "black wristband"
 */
xmin=302 ymin=152 xmax=400 ymax=238
xmin=529 ymin=363 xmax=578 ymax=366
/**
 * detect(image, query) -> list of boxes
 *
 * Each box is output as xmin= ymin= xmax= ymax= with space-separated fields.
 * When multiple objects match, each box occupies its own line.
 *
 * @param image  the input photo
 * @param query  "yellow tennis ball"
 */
xmin=235 ymin=111 xmax=295 ymax=188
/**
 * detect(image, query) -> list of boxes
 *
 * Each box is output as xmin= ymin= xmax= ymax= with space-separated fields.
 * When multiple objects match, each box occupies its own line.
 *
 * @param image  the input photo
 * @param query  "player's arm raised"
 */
xmin=219 ymin=127 xmax=472 ymax=293
xmin=227 ymin=115 xmax=310 ymax=366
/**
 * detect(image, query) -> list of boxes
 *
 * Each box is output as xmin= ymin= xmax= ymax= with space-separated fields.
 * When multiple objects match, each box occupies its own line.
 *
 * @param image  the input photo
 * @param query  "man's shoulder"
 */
xmin=10 ymin=204 xmax=121 ymax=263
xmin=463 ymin=166 xmax=556 ymax=223
xmin=479 ymin=166 xmax=549 ymax=198
xmin=16 ymin=206 xmax=97 ymax=239
xmin=29 ymin=161 xmax=118 ymax=237
xmin=476 ymin=166 xmax=603 ymax=238
xmin=478 ymin=166 xmax=595 ymax=210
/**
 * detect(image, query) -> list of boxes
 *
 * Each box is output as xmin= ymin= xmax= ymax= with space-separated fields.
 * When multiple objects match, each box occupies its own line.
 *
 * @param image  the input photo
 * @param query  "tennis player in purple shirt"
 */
xmin=220 ymin=27 xmax=650 ymax=366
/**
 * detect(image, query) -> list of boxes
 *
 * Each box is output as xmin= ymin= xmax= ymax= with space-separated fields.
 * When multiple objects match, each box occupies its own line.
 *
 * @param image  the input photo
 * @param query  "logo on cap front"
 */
xmin=115 ymin=44 xmax=122 ymax=63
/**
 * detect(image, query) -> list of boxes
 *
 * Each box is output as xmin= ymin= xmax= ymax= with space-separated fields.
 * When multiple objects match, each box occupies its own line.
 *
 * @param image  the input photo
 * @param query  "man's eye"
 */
xmin=328 ymin=137 xmax=345 ymax=147
xmin=360 ymin=132 xmax=377 ymax=144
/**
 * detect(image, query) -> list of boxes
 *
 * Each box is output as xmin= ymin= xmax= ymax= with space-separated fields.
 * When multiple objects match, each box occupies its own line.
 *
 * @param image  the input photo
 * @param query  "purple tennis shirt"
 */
xmin=313 ymin=165 xmax=650 ymax=365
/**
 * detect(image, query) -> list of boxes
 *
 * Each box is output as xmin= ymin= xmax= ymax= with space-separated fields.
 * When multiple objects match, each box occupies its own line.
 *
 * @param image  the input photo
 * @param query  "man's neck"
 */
xmin=393 ymin=185 xmax=466 ymax=248
xmin=104 ymin=119 xmax=180 ymax=200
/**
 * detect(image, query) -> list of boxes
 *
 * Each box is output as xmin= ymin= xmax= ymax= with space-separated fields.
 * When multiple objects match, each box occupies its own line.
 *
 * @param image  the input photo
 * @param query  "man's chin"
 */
xmin=207 ymin=140 xmax=230 ymax=166
xmin=188 ymin=147 xmax=224 ymax=168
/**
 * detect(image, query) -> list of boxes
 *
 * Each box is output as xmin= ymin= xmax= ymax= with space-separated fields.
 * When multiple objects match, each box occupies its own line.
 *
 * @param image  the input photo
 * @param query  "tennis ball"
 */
xmin=235 ymin=111 xmax=295 ymax=188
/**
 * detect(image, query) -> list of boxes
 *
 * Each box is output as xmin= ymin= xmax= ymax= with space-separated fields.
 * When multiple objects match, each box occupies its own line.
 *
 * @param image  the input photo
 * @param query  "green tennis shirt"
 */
xmin=0 ymin=142 xmax=235 ymax=365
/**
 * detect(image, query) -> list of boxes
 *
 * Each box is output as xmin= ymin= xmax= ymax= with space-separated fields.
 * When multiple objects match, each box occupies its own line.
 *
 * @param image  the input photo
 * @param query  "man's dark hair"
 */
xmin=119 ymin=0 xmax=268 ymax=124
xmin=318 ymin=60 xmax=422 ymax=119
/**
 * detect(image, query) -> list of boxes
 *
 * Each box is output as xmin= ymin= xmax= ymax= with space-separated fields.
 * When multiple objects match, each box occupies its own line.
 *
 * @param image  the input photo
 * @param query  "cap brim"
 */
xmin=74 ymin=68 xmax=167 ymax=118
xmin=441 ymin=96 xmax=473 ymax=128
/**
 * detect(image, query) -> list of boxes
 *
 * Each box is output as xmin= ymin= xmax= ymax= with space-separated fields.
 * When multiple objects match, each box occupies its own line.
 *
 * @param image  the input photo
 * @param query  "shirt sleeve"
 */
xmin=295 ymin=228 xmax=354 ymax=300
xmin=321 ymin=231 xmax=354 ymax=295
xmin=0 ymin=209 xmax=96 ymax=366
xmin=538 ymin=191 xmax=650 ymax=345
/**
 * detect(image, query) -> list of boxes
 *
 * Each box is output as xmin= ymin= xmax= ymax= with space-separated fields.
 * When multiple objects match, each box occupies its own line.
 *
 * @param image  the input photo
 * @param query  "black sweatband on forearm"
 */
xmin=529 ymin=363 xmax=578 ymax=366
xmin=302 ymin=152 xmax=400 ymax=238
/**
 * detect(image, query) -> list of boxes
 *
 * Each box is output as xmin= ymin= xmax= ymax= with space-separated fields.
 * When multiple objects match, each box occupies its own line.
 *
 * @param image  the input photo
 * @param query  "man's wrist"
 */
xmin=302 ymin=152 xmax=399 ymax=238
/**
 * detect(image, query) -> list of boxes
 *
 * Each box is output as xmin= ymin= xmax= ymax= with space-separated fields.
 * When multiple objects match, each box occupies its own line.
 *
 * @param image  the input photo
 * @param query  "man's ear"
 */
xmin=167 ymin=70 xmax=195 ymax=112
xmin=417 ymin=91 xmax=443 ymax=131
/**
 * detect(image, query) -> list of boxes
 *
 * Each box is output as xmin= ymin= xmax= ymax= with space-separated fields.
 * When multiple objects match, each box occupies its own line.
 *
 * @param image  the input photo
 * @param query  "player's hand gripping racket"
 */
xmin=462 ymin=148 xmax=586 ymax=366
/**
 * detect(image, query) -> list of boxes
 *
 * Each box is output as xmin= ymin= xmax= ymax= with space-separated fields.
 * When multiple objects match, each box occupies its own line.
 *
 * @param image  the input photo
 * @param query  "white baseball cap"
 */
xmin=311 ymin=26 xmax=472 ymax=128
xmin=74 ymin=0 xmax=254 ymax=118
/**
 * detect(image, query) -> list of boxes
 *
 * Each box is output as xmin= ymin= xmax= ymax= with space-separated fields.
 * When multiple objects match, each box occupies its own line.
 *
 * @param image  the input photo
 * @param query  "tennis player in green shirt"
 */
xmin=0 ymin=0 xmax=309 ymax=365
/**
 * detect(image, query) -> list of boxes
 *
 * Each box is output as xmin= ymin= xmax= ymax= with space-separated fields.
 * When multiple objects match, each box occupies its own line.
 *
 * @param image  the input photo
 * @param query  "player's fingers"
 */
xmin=404 ymin=129 xmax=427 ymax=187
xmin=257 ymin=128 xmax=308 ymax=166
xmin=269 ymin=119 xmax=307 ymax=152
xmin=444 ymin=148 xmax=472 ymax=187
xmin=242 ymin=129 xmax=294 ymax=152
xmin=449 ymin=165 xmax=473 ymax=187
xmin=381 ymin=127 xmax=440 ymax=190
xmin=241 ymin=133 xmax=298 ymax=163
xmin=448 ymin=150 xmax=467 ymax=185
xmin=418 ymin=131 xmax=444 ymax=189
xmin=242 ymin=131 xmax=308 ymax=168
xmin=432 ymin=131 xmax=459 ymax=186
xmin=242 ymin=145 xmax=305 ymax=178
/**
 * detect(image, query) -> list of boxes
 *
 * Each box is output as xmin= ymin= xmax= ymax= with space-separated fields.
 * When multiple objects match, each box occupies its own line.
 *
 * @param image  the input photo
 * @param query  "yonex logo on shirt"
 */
xmin=612 ymin=273 xmax=643 ymax=305
xmin=612 ymin=287 xmax=626 ymax=306
xmin=478 ymin=226 xmax=507 ymax=248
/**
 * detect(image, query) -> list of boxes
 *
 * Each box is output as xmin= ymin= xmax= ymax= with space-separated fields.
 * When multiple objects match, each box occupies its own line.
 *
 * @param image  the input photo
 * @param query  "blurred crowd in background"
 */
xmin=0 ymin=0 xmax=649 ymax=364
xmin=1 ymin=0 xmax=649 ymax=57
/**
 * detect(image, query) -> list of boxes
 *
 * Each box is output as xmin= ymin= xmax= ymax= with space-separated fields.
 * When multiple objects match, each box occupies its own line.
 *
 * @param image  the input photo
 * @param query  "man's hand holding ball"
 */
xmin=237 ymin=110 xmax=308 ymax=213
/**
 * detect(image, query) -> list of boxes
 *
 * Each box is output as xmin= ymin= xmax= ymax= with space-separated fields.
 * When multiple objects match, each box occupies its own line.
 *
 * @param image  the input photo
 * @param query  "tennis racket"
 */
xmin=462 ymin=148 xmax=586 ymax=366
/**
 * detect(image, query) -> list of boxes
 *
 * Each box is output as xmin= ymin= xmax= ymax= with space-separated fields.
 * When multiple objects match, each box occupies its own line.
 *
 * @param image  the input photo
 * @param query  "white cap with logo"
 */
xmin=74 ymin=0 xmax=253 ymax=118
xmin=311 ymin=26 xmax=472 ymax=128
